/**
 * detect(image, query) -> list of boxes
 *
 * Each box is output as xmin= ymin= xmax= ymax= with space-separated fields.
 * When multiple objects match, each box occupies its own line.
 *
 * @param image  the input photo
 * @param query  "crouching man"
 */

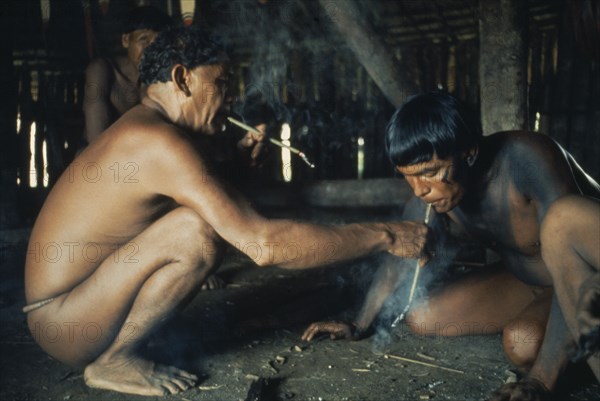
xmin=302 ymin=92 xmax=600 ymax=400
xmin=24 ymin=27 xmax=427 ymax=397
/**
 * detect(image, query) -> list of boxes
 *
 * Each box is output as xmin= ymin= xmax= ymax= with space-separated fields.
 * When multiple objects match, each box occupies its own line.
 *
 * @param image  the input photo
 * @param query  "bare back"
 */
xmin=26 ymin=106 xmax=179 ymax=303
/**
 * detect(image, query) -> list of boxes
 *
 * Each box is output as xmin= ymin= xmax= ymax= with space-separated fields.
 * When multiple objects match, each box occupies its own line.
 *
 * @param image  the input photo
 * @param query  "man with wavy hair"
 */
xmin=24 ymin=27 xmax=428 ymax=396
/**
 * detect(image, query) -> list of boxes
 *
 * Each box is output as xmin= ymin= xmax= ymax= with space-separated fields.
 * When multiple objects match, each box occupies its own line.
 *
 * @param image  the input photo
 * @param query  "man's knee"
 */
xmin=541 ymin=195 xmax=585 ymax=244
xmin=406 ymin=307 xmax=442 ymax=337
xmin=540 ymin=195 xmax=583 ymax=263
xmin=502 ymin=319 xmax=545 ymax=370
xmin=166 ymin=207 xmax=221 ymax=268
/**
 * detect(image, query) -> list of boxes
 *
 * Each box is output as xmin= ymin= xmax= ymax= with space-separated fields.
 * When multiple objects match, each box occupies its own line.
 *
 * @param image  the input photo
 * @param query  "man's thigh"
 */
xmin=408 ymin=266 xmax=547 ymax=337
xmin=27 ymin=207 xmax=221 ymax=365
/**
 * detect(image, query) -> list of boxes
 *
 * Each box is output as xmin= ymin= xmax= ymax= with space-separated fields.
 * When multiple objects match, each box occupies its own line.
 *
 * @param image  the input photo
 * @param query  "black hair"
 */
xmin=139 ymin=26 xmax=226 ymax=86
xmin=121 ymin=6 xmax=173 ymax=34
xmin=385 ymin=92 xmax=482 ymax=166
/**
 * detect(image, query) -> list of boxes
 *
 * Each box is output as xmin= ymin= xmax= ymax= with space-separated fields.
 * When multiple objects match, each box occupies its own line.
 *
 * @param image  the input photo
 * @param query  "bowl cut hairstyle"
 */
xmin=385 ymin=92 xmax=482 ymax=167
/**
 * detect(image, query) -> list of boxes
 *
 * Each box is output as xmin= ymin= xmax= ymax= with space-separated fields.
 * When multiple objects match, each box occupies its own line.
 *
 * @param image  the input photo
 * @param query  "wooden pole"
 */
xmin=478 ymin=0 xmax=528 ymax=134
xmin=317 ymin=0 xmax=419 ymax=108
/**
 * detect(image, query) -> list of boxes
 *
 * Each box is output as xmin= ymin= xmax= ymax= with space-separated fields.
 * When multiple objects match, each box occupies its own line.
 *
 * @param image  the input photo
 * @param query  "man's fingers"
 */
xmin=305 ymin=327 xmax=317 ymax=342
xmin=239 ymin=130 xmax=265 ymax=149
xmin=302 ymin=324 xmax=319 ymax=342
xmin=302 ymin=322 xmax=344 ymax=341
xmin=387 ymin=221 xmax=430 ymax=259
xmin=251 ymin=142 xmax=264 ymax=160
xmin=250 ymin=131 xmax=265 ymax=142
xmin=239 ymin=134 xmax=254 ymax=148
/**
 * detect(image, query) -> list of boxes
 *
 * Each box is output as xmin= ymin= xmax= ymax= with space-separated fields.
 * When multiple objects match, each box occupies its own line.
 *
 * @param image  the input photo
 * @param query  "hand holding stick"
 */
xmin=391 ymin=203 xmax=433 ymax=327
xmin=227 ymin=117 xmax=316 ymax=168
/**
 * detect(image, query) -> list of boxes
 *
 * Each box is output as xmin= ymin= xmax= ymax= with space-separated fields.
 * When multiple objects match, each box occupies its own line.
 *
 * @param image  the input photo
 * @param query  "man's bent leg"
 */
xmin=407 ymin=267 xmax=551 ymax=368
xmin=27 ymin=207 xmax=222 ymax=395
xmin=541 ymin=195 xmax=600 ymax=378
xmin=502 ymin=289 xmax=552 ymax=371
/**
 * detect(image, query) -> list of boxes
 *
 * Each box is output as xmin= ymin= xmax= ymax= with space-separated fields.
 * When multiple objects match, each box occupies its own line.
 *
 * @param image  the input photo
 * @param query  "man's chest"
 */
xmin=450 ymin=188 xmax=542 ymax=257
xmin=110 ymin=77 xmax=140 ymax=115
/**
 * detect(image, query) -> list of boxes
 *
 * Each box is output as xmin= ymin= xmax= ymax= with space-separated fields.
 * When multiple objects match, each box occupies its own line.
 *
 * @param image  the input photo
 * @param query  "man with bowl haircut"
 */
xmin=24 ymin=27 xmax=428 ymax=397
xmin=302 ymin=92 xmax=600 ymax=400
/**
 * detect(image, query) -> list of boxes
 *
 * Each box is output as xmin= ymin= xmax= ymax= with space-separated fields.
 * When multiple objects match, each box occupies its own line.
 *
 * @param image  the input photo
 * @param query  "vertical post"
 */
xmin=479 ymin=0 xmax=528 ymax=134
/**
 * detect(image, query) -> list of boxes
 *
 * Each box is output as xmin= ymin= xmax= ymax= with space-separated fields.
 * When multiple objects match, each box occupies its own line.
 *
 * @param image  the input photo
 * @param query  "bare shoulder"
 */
xmin=488 ymin=131 xmax=568 ymax=173
xmin=488 ymin=131 xmax=580 ymax=203
xmin=499 ymin=131 xmax=564 ymax=157
xmin=85 ymin=57 xmax=114 ymax=83
xmin=107 ymin=107 xmax=202 ymax=165
xmin=112 ymin=107 xmax=187 ymax=144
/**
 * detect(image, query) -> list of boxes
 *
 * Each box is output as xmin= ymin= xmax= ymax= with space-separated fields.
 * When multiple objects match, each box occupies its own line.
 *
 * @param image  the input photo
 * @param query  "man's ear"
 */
xmin=171 ymin=65 xmax=192 ymax=96
xmin=464 ymin=146 xmax=479 ymax=166
xmin=121 ymin=33 xmax=130 ymax=49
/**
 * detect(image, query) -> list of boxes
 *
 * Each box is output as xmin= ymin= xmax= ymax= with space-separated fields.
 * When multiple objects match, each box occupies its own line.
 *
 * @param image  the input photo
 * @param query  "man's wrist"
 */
xmin=350 ymin=223 xmax=392 ymax=254
xmin=367 ymin=223 xmax=394 ymax=253
xmin=526 ymin=376 xmax=552 ymax=395
xmin=350 ymin=322 xmax=372 ymax=340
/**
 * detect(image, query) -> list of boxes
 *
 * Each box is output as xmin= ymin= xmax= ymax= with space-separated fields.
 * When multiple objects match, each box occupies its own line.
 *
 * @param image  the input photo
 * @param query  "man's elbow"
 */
xmin=238 ymin=231 xmax=275 ymax=268
xmin=253 ymin=254 xmax=273 ymax=268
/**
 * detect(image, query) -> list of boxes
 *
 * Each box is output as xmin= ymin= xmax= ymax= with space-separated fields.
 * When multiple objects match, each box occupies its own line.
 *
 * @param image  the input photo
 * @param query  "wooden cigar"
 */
xmin=227 ymin=117 xmax=315 ymax=168
xmin=391 ymin=203 xmax=433 ymax=327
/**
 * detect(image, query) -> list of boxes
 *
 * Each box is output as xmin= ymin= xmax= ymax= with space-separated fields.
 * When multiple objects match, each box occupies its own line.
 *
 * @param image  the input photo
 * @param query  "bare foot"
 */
xmin=201 ymin=274 xmax=226 ymax=290
xmin=84 ymin=354 xmax=197 ymax=396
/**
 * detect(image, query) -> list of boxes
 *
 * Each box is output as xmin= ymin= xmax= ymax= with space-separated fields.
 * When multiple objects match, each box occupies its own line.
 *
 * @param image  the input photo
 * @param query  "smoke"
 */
xmin=202 ymin=0 xmax=386 ymax=178
xmin=370 ymin=214 xmax=462 ymax=351
xmin=207 ymin=1 xmax=303 ymax=122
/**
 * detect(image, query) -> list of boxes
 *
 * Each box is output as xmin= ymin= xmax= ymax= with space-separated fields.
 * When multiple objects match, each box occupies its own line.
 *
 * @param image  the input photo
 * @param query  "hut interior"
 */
xmin=0 ymin=1 xmax=599 ymax=400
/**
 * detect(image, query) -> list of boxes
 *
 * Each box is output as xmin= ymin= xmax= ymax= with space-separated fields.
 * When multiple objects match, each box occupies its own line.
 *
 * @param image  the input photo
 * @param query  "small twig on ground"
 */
xmin=384 ymin=354 xmax=464 ymax=374
xmin=198 ymin=384 xmax=223 ymax=391
xmin=416 ymin=352 xmax=436 ymax=361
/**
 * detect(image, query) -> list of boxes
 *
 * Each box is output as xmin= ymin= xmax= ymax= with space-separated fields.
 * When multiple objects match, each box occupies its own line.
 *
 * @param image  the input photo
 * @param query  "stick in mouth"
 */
xmin=391 ymin=203 xmax=433 ymax=327
xmin=227 ymin=117 xmax=316 ymax=168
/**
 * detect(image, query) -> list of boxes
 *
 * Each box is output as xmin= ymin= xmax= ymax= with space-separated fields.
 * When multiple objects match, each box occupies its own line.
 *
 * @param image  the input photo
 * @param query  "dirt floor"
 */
xmin=1 ymin=208 xmax=599 ymax=401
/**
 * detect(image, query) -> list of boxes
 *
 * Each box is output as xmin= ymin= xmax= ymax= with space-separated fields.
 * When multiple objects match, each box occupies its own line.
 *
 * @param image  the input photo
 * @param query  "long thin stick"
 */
xmin=227 ymin=117 xmax=315 ymax=168
xmin=384 ymin=354 xmax=464 ymax=374
xmin=391 ymin=203 xmax=432 ymax=327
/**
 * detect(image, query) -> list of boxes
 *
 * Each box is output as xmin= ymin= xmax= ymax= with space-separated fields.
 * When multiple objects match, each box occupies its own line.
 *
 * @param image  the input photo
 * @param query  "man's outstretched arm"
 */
xmin=146 ymin=127 xmax=428 ymax=269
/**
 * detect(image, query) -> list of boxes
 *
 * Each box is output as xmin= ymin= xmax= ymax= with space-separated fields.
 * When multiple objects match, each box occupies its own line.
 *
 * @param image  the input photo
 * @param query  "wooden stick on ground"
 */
xmin=384 ymin=354 xmax=464 ymax=374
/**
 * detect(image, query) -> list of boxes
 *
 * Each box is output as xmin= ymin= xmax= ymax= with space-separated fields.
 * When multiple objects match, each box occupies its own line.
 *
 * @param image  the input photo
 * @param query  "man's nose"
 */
xmin=409 ymin=177 xmax=431 ymax=198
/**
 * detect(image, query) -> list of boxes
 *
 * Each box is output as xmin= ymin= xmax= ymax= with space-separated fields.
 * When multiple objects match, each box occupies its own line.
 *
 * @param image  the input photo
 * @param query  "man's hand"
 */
xmin=301 ymin=322 xmax=355 ymax=342
xmin=384 ymin=221 xmax=429 ymax=260
xmin=574 ymin=273 xmax=600 ymax=360
xmin=236 ymin=123 xmax=268 ymax=167
xmin=489 ymin=378 xmax=551 ymax=401
xmin=200 ymin=274 xmax=225 ymax=290
xmin=578 ymin=273 xmax=600 ymax=338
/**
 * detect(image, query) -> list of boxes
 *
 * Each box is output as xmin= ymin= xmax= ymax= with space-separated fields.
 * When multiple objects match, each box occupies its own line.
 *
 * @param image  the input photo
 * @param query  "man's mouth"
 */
xmin=429 ymin=199 xmax=447 ymax=211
